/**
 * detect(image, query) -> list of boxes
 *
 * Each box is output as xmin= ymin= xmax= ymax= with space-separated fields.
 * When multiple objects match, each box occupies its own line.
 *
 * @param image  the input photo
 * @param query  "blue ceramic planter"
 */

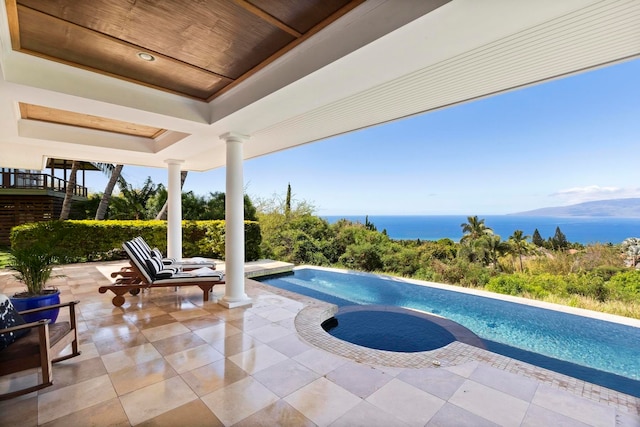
xmin=11 ymin=290 xmax=61 ymax=323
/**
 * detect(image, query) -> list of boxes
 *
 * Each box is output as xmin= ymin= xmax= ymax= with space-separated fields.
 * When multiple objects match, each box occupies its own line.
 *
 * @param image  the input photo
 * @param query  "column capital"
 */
xmin=219 ymin=132 xmax=249 ymax=143
xmin=164 ymin=159 xmax=184 ymax=165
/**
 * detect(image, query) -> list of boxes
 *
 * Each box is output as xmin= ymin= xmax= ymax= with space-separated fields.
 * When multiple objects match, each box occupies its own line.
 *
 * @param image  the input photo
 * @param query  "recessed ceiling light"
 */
xmin=137 ymin=52 xmax=155 ymax=61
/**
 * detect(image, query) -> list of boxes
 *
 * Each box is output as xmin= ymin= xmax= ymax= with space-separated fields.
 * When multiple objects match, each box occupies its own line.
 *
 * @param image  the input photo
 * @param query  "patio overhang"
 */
xmin=0 ymin=0 xmax=638 ymax=307
xmin=0 ymin=0 xmax=637 ymax=171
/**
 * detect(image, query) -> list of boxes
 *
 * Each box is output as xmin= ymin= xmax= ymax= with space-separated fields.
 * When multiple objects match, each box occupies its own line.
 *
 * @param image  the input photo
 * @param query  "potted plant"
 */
xmin=8 ymin=245 xmax=61 ymax=323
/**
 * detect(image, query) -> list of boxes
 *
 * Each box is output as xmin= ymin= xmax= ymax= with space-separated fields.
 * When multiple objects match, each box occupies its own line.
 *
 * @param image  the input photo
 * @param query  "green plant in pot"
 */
xmin=9 ymin=245 xmax=61 ymax=323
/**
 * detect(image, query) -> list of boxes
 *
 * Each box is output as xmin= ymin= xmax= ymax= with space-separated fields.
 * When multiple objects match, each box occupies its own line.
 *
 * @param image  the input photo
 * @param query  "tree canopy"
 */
xmin=77 ymin=176 xmax=257 ymax=221
xmin=68 ymin=180 xmax=640 ymax=318
xmin=460 ymin=215 xmax=493 ymax=242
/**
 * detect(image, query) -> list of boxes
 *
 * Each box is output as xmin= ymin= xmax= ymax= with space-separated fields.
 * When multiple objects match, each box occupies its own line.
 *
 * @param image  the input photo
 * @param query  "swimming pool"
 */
xmin=258 ymin=267 xmax=640 ymax=397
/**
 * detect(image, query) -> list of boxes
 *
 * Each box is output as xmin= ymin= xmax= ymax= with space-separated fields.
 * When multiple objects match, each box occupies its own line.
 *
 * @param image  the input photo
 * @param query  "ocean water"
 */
xmin=323 ymin=215 xmax=640 ymax=244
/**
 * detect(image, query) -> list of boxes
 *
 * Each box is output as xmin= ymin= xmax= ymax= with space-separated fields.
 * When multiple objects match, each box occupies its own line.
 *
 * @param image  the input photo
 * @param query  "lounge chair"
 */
xmin=99 ymin=240 xmax=224 ymax=307
xmin=110 ymin=236 xmax=215 ymax=284
xmin=133 ymin=236 xmax=216 ymax=269
xmin=0 ymin=295 xmax=80 ymax=400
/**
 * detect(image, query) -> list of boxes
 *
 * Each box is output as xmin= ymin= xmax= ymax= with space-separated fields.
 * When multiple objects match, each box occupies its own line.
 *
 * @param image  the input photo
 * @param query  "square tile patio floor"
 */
xmin=1 ymin=261 xmax=638 ymax=426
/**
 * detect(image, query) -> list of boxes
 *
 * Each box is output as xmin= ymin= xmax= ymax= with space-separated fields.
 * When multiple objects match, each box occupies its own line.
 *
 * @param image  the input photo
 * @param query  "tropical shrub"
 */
xmin=606 ymin=270 xmax=640 ymax=302
xmin=256 ymin=200 xmax=331 ymax=264
xmin=527 ymin=273 xmax=572 ymax=296
xmin=590 ymin=266 xmax=626 ymax=281
xmin=339 ymin=242 xmax=383 ymax=271
xmin=574 ymin=243 xmax=625 ymax=271
xmin=457 ymin=261 xmax=493 ymax=287
xmin=526 ymin=251 xmax=578 ymax=275
xmin=564 ymin=273 xmax=609 ymax=302
xmin=413 ymin=266 xmax=438 ymax=281
xmin=486 ymin=274 xmax=529 ymax=296
xmin=287 ymin=230 xmax=326 ymax=265
xmin=485 ymin=272 xmax=611 ymax=301
xmin=486 ymin=274 xmax=550 ymax=298
xmin=434 ymin=259 xmax=492 ymax=288
xmin=381 ymin=244 xmax=421 ymax=276
xmin=428 ymin=239 xmax=459 ymax=261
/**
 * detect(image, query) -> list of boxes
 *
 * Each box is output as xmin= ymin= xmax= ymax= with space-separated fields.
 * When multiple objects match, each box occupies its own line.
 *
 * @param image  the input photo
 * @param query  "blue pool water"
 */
xmin=258 ymin=267 xmax=640 ymax=397
xmin=323 ymin=308 xmax=457 ymax=352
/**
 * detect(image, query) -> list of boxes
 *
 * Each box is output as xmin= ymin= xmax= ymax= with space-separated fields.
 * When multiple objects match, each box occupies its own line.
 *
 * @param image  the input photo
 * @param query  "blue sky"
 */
xmin=87 ymin=58 xmax=640 ymax=216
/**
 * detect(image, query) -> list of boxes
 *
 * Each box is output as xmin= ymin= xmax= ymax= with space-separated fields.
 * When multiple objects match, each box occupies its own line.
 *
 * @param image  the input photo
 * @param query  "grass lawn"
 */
xmin=0 ymin=246 xmax=11 ymax=269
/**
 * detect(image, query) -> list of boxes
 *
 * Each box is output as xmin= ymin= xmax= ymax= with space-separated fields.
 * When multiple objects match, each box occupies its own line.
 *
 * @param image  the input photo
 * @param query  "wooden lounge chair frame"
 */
xmin=0 ymin=301 xmax=81 ymax=400
xmin=99 ymin=241 xmax=224 ymax=307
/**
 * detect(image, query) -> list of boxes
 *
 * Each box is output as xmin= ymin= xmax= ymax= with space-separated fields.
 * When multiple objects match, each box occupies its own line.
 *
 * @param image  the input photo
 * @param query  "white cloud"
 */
xmin=551 ymin=185 xmax=640 ymax=204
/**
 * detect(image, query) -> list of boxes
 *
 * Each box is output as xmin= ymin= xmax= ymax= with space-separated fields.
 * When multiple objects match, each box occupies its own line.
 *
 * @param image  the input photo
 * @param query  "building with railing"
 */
xmin=0 ymin=160 xmax=96 ymax=245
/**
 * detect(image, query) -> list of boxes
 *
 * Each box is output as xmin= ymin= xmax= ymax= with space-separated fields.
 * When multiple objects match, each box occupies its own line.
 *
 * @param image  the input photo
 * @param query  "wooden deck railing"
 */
xmin=0 ymin=171 xmax=87 ymax=197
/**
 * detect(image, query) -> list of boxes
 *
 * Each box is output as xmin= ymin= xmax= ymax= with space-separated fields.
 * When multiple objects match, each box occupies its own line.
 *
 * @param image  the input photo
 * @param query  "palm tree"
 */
xmin=508 ymin=230 xmax=530 ymax=271
xmin=482 ymin=234 xmax=508 ymax=269
xmin=95 ymin=164 xmax=124 ymax=220
xmin=110 ymin=177 xmax=158 ymax=220
xmin=59 ymin=161 xmax=80 ymax=220
xmin=460 ymin=215 xmax=493 ymax=242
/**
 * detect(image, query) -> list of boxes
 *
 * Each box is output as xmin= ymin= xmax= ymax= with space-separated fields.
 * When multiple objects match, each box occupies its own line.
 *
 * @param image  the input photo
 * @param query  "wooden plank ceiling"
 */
xmin=19 ymin=103 xmax=166 ymax=138
xmin=7 ymin=0 xmax=363 ymax=101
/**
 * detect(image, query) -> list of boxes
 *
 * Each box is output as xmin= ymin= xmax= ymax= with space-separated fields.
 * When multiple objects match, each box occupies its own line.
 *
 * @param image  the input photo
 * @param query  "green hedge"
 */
xmin=10 ymin=220 xmax=261 ymax=262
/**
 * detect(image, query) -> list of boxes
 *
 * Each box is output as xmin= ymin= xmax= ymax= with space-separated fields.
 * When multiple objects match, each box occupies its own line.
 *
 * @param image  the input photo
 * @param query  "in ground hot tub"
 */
xmin=321 ymin=305 xmax=484 ymax=353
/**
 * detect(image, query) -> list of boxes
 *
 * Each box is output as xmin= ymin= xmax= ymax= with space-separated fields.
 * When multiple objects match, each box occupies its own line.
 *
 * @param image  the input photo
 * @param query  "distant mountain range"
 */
xmin=511 ymin=198 xmax=640 ymax=217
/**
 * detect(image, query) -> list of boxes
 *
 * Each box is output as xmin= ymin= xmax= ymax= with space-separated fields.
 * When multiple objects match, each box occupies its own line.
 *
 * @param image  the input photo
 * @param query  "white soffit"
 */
xmin=0 ymin=0 xmax=638 ymax=171
xmin=196 ymin=0 xmax=640 ymax=169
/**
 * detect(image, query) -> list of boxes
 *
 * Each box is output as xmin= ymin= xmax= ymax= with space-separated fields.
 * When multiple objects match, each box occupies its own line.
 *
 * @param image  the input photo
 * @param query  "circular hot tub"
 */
xmin=321 ymin=305 xmax=481 ymax=353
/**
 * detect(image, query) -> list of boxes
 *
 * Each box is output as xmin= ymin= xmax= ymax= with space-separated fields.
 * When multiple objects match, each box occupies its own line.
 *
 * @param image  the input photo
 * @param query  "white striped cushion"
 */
xmin=145 ymin=257 xmax=178 ymax=279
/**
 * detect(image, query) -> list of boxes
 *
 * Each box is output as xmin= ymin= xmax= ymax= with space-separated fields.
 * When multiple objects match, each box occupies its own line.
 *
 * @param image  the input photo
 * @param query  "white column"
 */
xmin=219 ymin=132 xmax=252 ymax=308
xmin=165 ymin=159 xmax=183 ymax=260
